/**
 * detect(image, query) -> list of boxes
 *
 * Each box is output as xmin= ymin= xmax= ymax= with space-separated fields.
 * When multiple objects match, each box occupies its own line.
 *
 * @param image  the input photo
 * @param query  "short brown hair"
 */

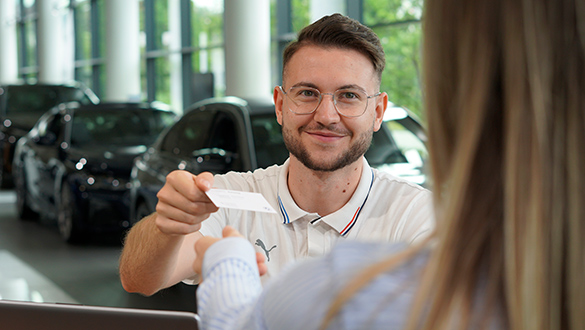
xmin=282 ymin=13 xmax=385 ymax=83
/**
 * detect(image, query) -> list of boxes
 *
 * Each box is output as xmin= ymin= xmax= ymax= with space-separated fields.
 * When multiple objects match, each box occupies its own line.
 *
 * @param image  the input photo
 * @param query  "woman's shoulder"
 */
xmin=258 ymin=242 xmax=429 ymax=329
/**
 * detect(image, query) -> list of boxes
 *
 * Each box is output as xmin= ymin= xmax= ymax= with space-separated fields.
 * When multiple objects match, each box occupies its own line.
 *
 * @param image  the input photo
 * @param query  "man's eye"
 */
xmin=296 ymin=89 xmax=319 ymax=98
xmin=337 ymin=91 xmax=360 ymax=101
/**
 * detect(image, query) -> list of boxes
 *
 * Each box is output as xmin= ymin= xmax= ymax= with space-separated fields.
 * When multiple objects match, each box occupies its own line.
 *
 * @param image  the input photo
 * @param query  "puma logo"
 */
xmin=255 ymin=239 xmax=277 ymax=262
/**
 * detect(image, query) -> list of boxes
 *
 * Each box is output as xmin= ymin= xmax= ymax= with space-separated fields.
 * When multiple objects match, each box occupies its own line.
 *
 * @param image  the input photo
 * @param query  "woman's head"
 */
xmin=423 ymin=0 xmax=585 ymax=328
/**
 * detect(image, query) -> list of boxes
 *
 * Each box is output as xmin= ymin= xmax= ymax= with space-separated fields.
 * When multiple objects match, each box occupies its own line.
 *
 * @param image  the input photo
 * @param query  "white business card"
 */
xmin=205 ymin=189 xmax=277 ymax=214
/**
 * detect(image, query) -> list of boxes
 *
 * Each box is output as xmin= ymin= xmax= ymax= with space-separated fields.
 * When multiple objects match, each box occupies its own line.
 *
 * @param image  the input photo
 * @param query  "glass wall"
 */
xmin=16 ymin=0 xmax=38 ymax=80
xmin=141 ymin=0 xmax=171 ymax=104
xmin=72 ymin=0 xmax=105 ymax=97
xmin=191 ymin=0 xmax=224 ymax=98
xmin=13 ymin=0 xmax=424 ymax=118
xmin=365 ymin=0 xmax=423 ymax=119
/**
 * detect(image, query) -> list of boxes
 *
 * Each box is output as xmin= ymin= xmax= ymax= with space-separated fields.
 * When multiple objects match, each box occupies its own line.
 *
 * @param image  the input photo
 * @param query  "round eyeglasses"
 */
xmin=279 ymin=86 xmax=381 ymax=118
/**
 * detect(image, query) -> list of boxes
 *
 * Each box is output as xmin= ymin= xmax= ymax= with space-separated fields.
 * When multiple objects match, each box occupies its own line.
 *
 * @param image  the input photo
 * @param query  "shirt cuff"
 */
xmin=202 ymin=237 xmax=257 ymax=279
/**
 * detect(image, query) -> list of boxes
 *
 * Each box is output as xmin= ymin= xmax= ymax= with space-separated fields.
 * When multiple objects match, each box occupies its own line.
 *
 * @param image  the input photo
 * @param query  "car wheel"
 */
xmin=14 ymin=166 xmax=38 ymax=220
xmin=134 ymin=201 xmax=152 ymax=224
xmin=58 ymin=184 xmax=84 ymax=244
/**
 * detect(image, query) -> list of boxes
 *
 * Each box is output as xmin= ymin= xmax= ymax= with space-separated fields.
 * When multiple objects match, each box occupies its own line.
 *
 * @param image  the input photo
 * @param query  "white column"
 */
xmin=0 ymin=1 xmax=19 ymax=84
xmin=168 ymin=0 xmax=183 ymax=112
xmin=104 ymin=0 xmax=141 ymax=101
xmin=37 ymin=0 xmax=75 ymax=84
xmin=310 ymin=0 xmax=345 ymax=22
xmin=224 ymin=0 xmax=271 ymax=98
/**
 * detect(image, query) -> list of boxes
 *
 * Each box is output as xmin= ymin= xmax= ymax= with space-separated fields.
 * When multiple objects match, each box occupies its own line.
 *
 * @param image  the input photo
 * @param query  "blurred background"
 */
xmin=0 ymin=0 xmax=426 ymax=314
xmin=0 ymin=0 xmax=424 ymax=118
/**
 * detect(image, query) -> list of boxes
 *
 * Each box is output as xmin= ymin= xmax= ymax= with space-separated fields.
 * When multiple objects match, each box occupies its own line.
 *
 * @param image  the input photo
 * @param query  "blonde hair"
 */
xmin=321 ymin=0 xmax=585 ymax=329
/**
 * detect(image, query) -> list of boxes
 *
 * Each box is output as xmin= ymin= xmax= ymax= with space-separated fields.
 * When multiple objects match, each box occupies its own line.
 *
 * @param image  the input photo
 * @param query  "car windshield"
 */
xmin=4 ymin=85 xmax=93 ymax=117
xmin=70 ymin=109 xmax=175 ymax=147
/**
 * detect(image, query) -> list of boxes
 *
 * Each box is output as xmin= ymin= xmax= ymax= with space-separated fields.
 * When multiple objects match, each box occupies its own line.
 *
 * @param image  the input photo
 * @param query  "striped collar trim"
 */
xmin=338 ymin=169 xmax=374 ymax=236
xmin=277 ymin=158 xmax=375 ymax=236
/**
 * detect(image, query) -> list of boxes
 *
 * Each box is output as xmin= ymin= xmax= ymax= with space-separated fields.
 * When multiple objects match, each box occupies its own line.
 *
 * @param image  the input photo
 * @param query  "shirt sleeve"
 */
xmin=196 ymin=236 xmax=335 ymax=330
xmin=196 ymin=237 xmax=263 ymax=329
xmin=403 ymin=190 xmax=435 ymax=243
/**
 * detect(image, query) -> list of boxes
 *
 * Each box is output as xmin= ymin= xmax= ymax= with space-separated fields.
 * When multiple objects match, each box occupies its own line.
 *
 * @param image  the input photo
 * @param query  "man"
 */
xmin=119 ymin=13 xmax=433 ymax=296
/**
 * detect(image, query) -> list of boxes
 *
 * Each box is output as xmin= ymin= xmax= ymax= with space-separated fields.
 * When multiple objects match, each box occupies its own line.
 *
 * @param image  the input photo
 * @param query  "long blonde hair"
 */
xmin=321 ymin=0 xmax=585 ymax=329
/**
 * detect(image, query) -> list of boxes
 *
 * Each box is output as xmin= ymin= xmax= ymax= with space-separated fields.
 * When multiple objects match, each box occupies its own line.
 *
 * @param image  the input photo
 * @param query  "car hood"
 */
xmin=66 ymin=145 xmax=148 ymax=177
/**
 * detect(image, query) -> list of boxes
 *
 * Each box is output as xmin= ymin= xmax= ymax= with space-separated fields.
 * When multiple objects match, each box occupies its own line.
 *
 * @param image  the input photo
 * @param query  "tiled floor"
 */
xmin=0 ymin=190 xmax=197 ymax=313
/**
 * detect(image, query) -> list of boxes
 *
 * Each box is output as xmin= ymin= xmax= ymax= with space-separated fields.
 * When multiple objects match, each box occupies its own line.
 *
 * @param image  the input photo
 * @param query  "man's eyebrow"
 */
xmin=290 ymin=82 xmax=319 ymax=89
xmin=337 ymin=84 xmax=367 ymax=92
xmin=290 ymin=82 xmax=367 ymax=92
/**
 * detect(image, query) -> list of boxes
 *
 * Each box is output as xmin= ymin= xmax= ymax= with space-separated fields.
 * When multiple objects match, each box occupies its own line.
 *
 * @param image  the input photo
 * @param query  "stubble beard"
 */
xmin=282 ymin=122 xmax=373 ymax=172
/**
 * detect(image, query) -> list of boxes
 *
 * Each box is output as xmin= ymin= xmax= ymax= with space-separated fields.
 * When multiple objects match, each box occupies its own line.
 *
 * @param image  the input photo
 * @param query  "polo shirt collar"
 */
xmin=277 ymin=157 xmax=375 ymax=236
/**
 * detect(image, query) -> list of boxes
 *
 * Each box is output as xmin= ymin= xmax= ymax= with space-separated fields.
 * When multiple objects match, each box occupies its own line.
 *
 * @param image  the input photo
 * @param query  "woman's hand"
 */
xmin=193 ymin=226 xmax=268 ymax=278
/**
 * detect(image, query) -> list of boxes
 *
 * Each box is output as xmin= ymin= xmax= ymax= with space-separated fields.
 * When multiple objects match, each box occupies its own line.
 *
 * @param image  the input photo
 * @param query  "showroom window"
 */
xmin=10 ymin=0 xmax=423 ymax=119
xmin=191 ymin=0 xmax=224 ymax=100
xmin=364 ymin=0 xmax=424 ymax=120
xmin=72 ymin=0 xmax=105 ymax=98
xmin=15 ymin=0 xmax=38 ymax=80
xmin=141 ymin=0 xmax=172 ymax=105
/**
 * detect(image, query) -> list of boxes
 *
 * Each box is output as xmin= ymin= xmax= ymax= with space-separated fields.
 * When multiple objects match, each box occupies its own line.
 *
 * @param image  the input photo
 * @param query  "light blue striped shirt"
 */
xmin=197 ymin=237 xmax=427 ymax=329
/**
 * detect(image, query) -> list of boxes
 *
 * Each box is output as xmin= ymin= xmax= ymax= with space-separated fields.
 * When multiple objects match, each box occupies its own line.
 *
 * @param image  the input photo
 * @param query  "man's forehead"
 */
xmin=283 ymin=45 xmax=378 ymax=90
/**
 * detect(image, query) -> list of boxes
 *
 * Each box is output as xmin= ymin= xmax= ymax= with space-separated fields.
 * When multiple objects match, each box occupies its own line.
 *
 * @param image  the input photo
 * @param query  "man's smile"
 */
xmin=304 ymin=129 xmax=347 ymax=143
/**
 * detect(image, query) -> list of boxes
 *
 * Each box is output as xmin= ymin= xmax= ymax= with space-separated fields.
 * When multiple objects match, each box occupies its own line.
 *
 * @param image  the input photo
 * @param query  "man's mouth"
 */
xmin=304 ymin=130 xmax=346 ymax=143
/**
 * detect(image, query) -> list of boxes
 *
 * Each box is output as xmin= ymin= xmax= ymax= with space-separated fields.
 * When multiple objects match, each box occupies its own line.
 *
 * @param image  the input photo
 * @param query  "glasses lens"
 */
xmin=333 ymin=89 xmax=368 ymax=117
xmin=287 ymin=87 xmax=321 ymax=114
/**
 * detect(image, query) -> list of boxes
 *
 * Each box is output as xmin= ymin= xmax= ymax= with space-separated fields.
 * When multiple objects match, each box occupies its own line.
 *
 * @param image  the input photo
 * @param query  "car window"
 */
xmin=160 ymin=110 xmax=214 ymax=156
xmin=208 ymin=111 xmax=238 ymax=153
xmin=70 ymin=109 xmax=175 ymax=147
xmin=251 ymin=114 xmax=289 ymax=168
xmin=197 ymin=110 xmax=243 ymax=171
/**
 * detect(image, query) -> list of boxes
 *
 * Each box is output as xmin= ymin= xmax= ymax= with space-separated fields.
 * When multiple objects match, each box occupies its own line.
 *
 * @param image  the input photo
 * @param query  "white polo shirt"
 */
xmin=198 ymin=157 xmax=433 ymax=283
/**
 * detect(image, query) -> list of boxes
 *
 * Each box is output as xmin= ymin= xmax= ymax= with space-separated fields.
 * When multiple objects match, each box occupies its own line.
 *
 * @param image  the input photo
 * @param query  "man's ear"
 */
xmin=273 ymin=86 xmax=284 ymax=126
xmin=373 ymin=92 xmax=388 ymax=132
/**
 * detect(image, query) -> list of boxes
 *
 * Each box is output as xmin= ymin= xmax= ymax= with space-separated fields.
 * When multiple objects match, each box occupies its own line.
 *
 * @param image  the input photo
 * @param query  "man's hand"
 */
xmin=154 ymin=170 xmax=219 ymax=235
xmin=193 ymin=226 xmax=268 ymax=278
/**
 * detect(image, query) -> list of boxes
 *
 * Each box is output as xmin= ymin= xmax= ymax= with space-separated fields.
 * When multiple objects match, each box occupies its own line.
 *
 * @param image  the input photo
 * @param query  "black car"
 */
xmin=0 ymin=82 xmax=100 ymax=188
xmin=129 ymin=96 xmax=428 ymax=224
xmin=12 ymin=102 xmax=177 ymax=243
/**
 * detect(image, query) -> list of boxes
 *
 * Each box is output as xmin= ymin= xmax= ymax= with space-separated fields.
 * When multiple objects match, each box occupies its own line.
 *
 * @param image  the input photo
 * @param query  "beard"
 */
xmin=282 ymin=121 xmax=373 ymax=172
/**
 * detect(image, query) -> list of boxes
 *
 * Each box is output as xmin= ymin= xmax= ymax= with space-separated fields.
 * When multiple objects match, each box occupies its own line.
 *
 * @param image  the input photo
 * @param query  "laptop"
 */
xmin=0 ymin=299 xmax=200 ymax=330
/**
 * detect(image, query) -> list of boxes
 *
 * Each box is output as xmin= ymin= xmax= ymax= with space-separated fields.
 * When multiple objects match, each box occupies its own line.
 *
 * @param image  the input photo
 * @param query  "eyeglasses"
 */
xmin=279 ymin=86 xmax=381 ymax=118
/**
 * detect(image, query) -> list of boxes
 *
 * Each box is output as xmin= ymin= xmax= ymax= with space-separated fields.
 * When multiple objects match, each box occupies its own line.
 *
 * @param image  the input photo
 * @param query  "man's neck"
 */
xmin=286 ymin=156 xmax=364 ymax=216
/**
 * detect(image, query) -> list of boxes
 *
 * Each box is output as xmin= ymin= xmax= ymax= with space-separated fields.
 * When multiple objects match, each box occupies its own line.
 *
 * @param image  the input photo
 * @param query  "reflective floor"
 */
xmin=0 ymin=189 xmax=197 ymax=313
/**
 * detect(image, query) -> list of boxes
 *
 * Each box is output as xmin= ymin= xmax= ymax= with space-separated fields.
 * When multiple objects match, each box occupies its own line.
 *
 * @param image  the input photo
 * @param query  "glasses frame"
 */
xmin=278 ymin=85 xmax=382 ymax=118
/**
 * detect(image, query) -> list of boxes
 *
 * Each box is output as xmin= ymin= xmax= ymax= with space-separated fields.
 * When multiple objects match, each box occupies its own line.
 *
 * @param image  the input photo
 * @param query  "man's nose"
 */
xmin=313 ymin=93 xmax=341 ymax=123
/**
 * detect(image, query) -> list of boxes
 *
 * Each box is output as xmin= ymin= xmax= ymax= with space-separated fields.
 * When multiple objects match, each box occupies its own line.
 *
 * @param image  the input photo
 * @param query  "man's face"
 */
xmin=274 ymin=45 xmax=387 ymax=172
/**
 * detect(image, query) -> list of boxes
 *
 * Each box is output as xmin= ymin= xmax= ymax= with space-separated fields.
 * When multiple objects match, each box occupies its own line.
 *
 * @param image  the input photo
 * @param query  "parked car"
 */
xmin=129 ymin=96 xmax=428 ymax=224
xmin=0 ymin=82 xmax=100 ymax=188
xmin=12 ymin=102 xmax=177 ymax=243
